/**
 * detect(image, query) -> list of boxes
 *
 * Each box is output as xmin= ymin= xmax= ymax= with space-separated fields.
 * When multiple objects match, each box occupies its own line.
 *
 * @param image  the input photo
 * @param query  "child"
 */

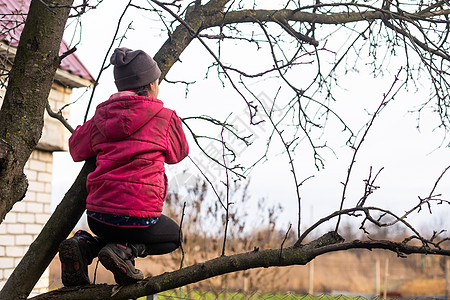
xmin=58 ymin=47 xmax=189 ymax=286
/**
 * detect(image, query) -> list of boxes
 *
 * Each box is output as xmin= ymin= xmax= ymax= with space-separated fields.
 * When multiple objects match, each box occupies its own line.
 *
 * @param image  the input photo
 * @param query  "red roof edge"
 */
xmin=0 ymin=0 xmax=95 ymax=84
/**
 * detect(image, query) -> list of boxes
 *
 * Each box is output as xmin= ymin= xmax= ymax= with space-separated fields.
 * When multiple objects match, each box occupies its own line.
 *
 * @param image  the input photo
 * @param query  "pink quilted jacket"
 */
xmin=69 ymin=91 xmax=189 ymax=218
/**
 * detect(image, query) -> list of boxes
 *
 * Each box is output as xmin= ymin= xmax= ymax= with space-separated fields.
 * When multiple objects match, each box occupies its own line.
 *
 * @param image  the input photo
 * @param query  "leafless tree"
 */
xmin=0 ymin=1 xmax=449 ymax=299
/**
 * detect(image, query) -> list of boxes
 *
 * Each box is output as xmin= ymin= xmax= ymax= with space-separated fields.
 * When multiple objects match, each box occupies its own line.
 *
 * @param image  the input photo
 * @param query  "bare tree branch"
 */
xmin=46 ymin=102 xmax=74 ymax=133
xmin=30 ymin=230 xmax=450 ymax=300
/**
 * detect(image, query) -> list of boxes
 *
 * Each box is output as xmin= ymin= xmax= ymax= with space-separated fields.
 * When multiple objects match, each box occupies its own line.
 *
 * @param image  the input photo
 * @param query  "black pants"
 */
xmin=88 ymin=214 xmax=182 ymax=255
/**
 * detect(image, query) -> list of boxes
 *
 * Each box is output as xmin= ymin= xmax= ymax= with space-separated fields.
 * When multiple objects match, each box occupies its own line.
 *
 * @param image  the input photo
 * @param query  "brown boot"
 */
xmin=98 ymin=243 xmax=147 ymax=285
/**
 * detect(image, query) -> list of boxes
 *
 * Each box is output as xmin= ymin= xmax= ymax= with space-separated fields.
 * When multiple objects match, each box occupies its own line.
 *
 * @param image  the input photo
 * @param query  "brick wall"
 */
xmin=0 ymin=150 xmax=53 ymax=296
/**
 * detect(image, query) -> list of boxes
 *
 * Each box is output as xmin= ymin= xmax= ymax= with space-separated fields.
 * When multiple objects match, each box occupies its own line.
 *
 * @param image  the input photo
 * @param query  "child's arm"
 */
xmin=165 ymin=111 xmax=189 ymax=164
xmin=68 ymin=119 xmax=96 ymax=162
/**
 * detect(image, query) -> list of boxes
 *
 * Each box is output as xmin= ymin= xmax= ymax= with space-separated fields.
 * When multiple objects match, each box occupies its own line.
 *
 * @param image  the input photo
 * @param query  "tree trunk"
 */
xmin=0 ymin=0 xmax=74 ymax=298
xmin=154 ymin=2 xmax=215 ymax=80
xmin=0 ymin=0 xmax=74 ymax=222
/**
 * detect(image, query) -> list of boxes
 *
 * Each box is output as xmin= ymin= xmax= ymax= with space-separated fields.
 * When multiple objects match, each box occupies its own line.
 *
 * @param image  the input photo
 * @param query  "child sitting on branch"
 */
xmin=58 ymin=47 xmax=189 ymax=286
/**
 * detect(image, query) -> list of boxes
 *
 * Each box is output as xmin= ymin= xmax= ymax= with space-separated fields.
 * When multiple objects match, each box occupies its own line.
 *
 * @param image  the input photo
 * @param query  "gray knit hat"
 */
xmin=110 ymin=47 xmax=161 ymax=91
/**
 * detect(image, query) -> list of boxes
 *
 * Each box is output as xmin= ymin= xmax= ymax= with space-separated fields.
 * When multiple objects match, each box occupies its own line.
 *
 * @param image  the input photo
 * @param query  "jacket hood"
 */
xmin=93 ymin=92 xmax=164 ymax=140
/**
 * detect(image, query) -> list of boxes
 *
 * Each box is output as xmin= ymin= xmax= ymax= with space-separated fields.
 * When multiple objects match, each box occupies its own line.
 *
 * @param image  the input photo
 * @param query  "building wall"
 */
xmin=0 ymin=150 xmax=53 ymax=296
xmin=0 ymin=85 xmax=72 ymax=296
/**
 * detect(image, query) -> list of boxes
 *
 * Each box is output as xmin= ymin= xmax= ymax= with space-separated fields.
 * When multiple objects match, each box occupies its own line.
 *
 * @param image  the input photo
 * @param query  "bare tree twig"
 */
xmin=335 ymin=68 xmax=403 ymax=232
xmin=279 ymin=223 xmax=292 ymax=260
xmin=178 ymin=202 xmax=186 ymax=269
xmin=83 ymin=0 xmax=133 ymax=123
xmin=45 ymin=102 xmax=74 ymax=133
xmin=221 ymin=115 xmax=231 ymax=256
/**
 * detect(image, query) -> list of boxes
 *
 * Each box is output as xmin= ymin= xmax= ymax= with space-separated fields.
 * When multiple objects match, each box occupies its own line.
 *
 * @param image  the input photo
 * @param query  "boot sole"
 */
xmin=98 ymin=247 xmax=144 ymax=285
xmin=58 ymin=239 xmax=90 ymax=286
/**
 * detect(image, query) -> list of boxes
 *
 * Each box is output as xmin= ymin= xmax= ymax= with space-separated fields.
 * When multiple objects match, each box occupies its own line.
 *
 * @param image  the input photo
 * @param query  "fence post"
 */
xmin=375 ymin=259 xmax=380 ymax=297
xmin=308 ymin=260 xmax=314 ymax=295
xmin=446 ymin=258 xmax=449 ymax=300
xmin=383 ymin=258 xmax=389 ymax=300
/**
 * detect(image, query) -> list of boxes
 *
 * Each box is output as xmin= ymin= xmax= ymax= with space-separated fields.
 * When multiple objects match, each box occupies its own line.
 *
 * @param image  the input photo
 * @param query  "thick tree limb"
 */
xmin=153 ymin=1 xmax=205 ymax=80
xmin=30 ymin=231 xmax=449 ymax=300
xmin=155 ymin=3 xmax=450 ymax=85
xmin=204 ymin=7 xmax=450 ymax=27
xmin=0 ymin=0 xmax=74 ymax=221
xmin=201 ymin=7 xmax=450 ymax=60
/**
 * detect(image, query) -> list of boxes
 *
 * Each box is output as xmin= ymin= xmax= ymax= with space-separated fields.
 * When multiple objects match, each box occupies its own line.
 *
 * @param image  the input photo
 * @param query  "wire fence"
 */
xmin=135 ymin=252 xmax=450 ymax=300
xmin=149 ymin=289 xmax=448 ymax=300
xmin=154 ymin=255 xmax=447 ymax=299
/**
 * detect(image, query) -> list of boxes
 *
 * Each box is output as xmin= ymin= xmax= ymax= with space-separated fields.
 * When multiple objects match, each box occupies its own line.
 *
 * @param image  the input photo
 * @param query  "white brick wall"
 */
xmin=0 ymin=149 xmax=54 ymax=293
